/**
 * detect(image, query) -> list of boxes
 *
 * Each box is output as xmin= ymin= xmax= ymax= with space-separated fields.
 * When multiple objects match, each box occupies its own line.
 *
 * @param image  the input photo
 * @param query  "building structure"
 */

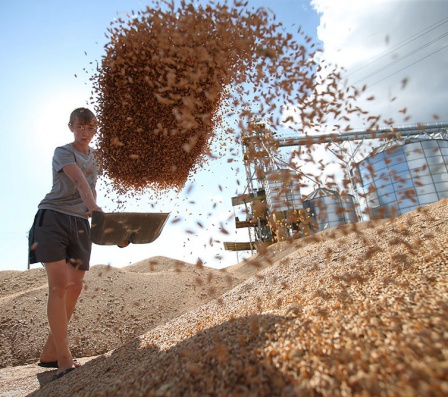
xmin=224 ymin=122 xmax=448 ymax=253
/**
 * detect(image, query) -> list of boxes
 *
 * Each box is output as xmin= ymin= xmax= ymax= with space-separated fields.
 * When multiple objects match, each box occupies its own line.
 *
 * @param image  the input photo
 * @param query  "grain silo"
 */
xmin=356 ymin=138 xmax=448 ymax=218
xmin=224 ymin=122 xmax=448 ymax=253
xmin=264 ymin=169 xmax=302 ymax=212
xmin=304 ymin=187 xmax=358 ymax=232
xmin=263 ymin=169 xmax=308 ymax=241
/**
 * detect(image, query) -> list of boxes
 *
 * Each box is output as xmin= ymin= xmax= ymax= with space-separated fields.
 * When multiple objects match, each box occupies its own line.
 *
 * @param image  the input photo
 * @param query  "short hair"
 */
xmin=69 ymin=108 xmax=96 ymax=125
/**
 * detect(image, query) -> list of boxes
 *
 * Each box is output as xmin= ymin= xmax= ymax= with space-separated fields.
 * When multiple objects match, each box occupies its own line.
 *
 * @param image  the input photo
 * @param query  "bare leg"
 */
xmin=41 ymin=260 xmax=85 ymax=373
xmin=39 ymin=268 xmax=83 ymax=363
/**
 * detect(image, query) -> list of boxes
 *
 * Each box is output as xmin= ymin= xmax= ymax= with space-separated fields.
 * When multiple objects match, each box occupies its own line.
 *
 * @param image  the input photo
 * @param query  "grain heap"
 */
xmin=92 ymin=0 xmax=355 ymax=196
xmin=25 ymin=199 xmax=448 ymax=396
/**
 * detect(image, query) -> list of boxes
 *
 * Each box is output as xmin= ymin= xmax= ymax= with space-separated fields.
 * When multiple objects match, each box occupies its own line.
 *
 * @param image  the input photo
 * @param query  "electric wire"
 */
xmin=0 ymin=233 xmax=27 ymax=241
xmin=368 ymin=42 xmax=448 ymax=87
xmin=353 ymin=31 xmax=448 ymax=85
xmin=347 ymin=16 xmax=448 ymax=77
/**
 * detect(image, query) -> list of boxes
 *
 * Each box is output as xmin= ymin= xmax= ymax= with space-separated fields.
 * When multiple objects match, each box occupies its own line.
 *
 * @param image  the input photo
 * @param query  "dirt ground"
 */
xmin=0 ymin=200 xmax=447 ymax=396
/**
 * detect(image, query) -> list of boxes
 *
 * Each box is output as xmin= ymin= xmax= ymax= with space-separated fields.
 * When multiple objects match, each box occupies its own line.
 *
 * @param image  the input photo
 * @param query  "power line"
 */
xmin=0 ymin=231 xmax=28 ymax=241
xmin=347 ymin=16 xmax=448 ymax=77
xmin=353 ymin=31 xmax=448 ymax=85
xmin=368 ymin=42 xmax=448 ymax=87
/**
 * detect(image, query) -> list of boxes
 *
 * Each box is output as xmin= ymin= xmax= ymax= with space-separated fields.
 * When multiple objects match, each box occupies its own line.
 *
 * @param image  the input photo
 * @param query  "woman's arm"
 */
xmin=63 ymin=164 xmax=101 ymax=213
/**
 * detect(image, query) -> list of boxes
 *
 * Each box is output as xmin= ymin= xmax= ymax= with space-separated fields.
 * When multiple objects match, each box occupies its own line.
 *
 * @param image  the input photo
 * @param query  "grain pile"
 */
xmin=16 ymin=198 xmax=446 ymax=397
xmin=92 ymin=0 xmax=356 ymax=195
xmin=0 ymin=257 xmax=245 ymax=369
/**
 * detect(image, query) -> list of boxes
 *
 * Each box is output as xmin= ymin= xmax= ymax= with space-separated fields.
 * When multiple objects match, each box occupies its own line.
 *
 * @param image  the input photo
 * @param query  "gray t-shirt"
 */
xmin=39 ymin=143 xmax=99 ymax=219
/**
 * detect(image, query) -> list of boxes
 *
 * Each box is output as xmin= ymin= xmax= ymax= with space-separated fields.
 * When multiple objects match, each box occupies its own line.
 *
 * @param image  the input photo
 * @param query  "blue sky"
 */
xmin=0 ymin=0 xmax=319 ymax=271
xmin=1 ymin=0 xmax=447 ymax=271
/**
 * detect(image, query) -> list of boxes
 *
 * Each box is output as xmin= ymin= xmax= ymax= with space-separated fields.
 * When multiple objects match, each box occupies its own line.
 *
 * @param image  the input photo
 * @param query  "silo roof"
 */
xmin=304 ymin=187 xmax=338 ymax=200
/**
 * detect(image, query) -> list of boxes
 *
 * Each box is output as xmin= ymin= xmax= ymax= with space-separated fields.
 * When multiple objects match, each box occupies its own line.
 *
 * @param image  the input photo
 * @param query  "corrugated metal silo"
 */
xmin=304 ymin=187 xmax=358 ymax=232
xmin=357 ymin=139 xmax=448 ymax=218
xmin=264 ymin=169 xmax=302 ymax=212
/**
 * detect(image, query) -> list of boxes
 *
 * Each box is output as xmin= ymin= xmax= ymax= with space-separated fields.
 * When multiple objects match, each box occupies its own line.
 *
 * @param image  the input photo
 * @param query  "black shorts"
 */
xmin=28 ymin=209 xmax=92 ymax=271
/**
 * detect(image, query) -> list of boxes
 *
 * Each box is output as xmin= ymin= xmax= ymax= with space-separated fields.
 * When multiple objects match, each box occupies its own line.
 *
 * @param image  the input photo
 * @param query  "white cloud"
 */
xmin=311 ymin=0 xmax=448 ymax=125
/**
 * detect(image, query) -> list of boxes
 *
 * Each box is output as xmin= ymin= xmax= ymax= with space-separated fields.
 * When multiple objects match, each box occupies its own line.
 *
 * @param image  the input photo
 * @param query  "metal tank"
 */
xmin=356 ymin=139 xmax=448 ymax=218
xmin=264 ymin=169 xmax=302 ymax=212
xmin=304 ymin=187 xmax=358 ymax=232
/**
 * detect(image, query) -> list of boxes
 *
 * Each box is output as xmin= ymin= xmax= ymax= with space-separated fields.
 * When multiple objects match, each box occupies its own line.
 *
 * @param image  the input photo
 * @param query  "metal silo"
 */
xmin=357 ymin=139 xmax=448 ymax=218
xmin=264 ymin=169 xmax=302 ymax=212
xmin=263 ymin=169 xmax=306 ymax=241
xmin=304 ymin=187 xmax=358 ymax=232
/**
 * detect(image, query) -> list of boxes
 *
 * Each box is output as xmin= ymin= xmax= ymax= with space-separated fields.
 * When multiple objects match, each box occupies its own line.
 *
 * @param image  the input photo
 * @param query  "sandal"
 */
xmin=52 ymin=367 xmax=76 ymax=381
xmin=38 ymin=359 xmax=81 ymax=368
